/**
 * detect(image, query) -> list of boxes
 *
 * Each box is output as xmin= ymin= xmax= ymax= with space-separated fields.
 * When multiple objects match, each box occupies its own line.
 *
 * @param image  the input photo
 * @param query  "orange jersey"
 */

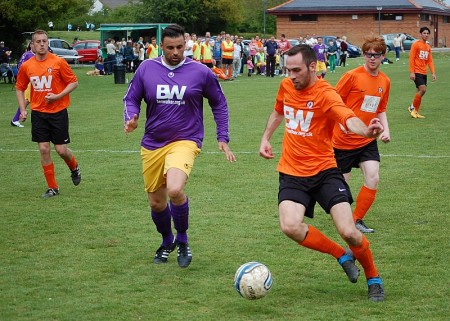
xmin=409 ymin=40 xmax=435 ymax=75
xmin=332 ymin=66 xmax=390 ymax=150
xmin=16 ymin=52 xmax=78 ymax=113
xmin=275 ymin=78 xmax=356 ymax=177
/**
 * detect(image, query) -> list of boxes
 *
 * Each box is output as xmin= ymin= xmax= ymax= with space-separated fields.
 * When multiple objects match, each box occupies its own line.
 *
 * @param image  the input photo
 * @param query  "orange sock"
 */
xmin=349 ymin=235 xmax=379 ymax=279
xmin=212 ymin=67 xmax=228 ymax=80
xmin=64 ymin=155 xmax=78 ymax=171
xmin=300 ymin=225 xmax=345 ymax=259
xmin=353 ymin=186 xmax=377 ymax=221
xmin=412 ymin=93 xmax=422 ymax=112
xmin=43 ymin=163 xmax=58 ymax=189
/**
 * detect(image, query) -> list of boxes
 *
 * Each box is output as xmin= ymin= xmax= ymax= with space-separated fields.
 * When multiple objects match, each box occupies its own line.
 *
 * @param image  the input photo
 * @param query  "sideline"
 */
xmin=0 ymin=148 xmax=448 ymax=158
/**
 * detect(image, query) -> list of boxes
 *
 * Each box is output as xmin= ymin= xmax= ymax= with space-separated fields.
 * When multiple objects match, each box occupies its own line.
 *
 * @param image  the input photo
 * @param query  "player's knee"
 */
xmin=365 ymin=174 xmax=379 ymax=188
xmin=167 ymin=185 xmax=185 ymax=203
xmin=39 ymin=144 xmax=51 ymax=155
xmin=339 ymin=227 xmax=361 ymax=246
xmin=280 ymin=220 xmax=307 ymax=240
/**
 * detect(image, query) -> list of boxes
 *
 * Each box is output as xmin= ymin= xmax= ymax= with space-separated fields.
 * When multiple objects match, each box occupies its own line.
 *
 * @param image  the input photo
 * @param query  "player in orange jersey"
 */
xmin=259 ymin=44 xmax=385 ymax=302
xmin=15 ymin=30 xmax=81 ymax=198
xmin=408 ymin=27 xmax=436 ymax=119
xmin=333 ymin=35 xmax=391 ymax=234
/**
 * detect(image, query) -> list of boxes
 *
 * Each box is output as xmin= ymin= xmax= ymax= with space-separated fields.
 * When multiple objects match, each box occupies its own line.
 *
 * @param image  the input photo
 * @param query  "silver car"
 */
xmin=48 ymin=38 xmax=80 ymax=63
xmin=382 ymin=34 xmax=417 ymax=52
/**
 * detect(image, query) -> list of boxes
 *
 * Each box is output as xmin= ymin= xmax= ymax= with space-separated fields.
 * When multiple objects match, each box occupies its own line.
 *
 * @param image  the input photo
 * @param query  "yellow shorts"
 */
xmin=141 ymin=140 xmax=201 ymax=193
xmin=25 ymin=83 xmax=31 ymax=102
xmin=316 ymin=61 xmax=327 ymax=72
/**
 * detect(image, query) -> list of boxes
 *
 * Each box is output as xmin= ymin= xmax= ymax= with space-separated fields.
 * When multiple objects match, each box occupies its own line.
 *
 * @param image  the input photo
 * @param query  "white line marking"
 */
xmin=0 ymin=148 xmax=448 ymax=158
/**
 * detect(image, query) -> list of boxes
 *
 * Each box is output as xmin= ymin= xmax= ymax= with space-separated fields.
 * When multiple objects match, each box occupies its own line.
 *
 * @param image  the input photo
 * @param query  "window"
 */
xmin=443 ymin=16 xmax=450 ymax=24
xmin=290 ymin=14 xmax=318 ymax=22
xmin=420 ymin=14 xmax=430 ymax=22
xmin=375 ymin=13 xmax=403 ymax=21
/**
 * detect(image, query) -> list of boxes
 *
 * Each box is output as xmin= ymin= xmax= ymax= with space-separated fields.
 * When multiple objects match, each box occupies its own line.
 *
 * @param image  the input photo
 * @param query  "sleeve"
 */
xmin=15 ymin=63 xmax=30 ymax=91
xmin=428 ymin=49 xmax=435 ymax=74
xmin=203 ymin=69 xmax=230 ymax=143
xmin=123 ymin=68 xmax=144 ymax=122
xmin=60 ymin=59 xmax=78 ymax=84
xmin=335 ymin=72 xmax=354 ymax=103
xmin=409 ymin=43 xmax=417 ymax=73
xmin=323 ymin=88 xmax=356 ymax=131
xmin=274 ymin=80 xmax=288 ymax=115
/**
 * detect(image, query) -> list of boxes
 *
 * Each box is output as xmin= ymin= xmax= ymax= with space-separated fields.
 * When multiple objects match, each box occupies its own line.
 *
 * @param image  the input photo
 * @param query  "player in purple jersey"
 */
xmin=11 ymin=43 xmax=35 ymax=128
xmin=123 ymin=24 xmax=236 ymax=268
xmin=313 ymin=37 xmax=328 ymax=79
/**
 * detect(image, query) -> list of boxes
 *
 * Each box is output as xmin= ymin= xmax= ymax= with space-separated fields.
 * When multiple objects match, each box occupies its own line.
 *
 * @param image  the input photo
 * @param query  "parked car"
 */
xmin=48 ymin=38 xmax=79 ymax=63
xmin=382 ymin=33 xmax=417 ymax=52
xmin=288 ymin=38 xmax=300 ymax=47
xmin=319 ymin=36 xmax=362 ymax=58
xmin=73 ymin=40 xmax=101 ymax=63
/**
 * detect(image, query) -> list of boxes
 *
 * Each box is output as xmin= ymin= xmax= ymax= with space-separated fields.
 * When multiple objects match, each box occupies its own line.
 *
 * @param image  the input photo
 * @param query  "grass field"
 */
xmin=1 ymin=52 xmax=449 ymax=321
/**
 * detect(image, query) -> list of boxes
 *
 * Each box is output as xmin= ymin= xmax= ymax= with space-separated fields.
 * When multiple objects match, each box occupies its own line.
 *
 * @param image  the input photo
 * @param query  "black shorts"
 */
xmin=222 ymin=58 xmax=233 ymax=65
xmin=414 ymin=73 xmax=427 ymax=88
xmin=202 ymin=62 xmax=214 ymax=68
xmin=278 ymin=168 xmax=353 ymax=218
xmin=31 ymin=109 xmax=71 ymax=144
xmin=334 ymin=139 xmax=380 ymax=174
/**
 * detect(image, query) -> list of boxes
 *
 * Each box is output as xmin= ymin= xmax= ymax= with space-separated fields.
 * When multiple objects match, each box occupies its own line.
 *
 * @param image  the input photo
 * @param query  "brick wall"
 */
xmin=276 ymin=14 xmax=450 ymax=47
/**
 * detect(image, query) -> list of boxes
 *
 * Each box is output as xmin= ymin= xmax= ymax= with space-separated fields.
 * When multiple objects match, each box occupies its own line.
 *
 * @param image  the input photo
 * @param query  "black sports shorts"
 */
xmin=414 ymin=73 xmax=427 ymax=88
xmin=202 ymin=62 xmax=214 ymax=68
xmin=334 ymin=139 xmax=380 ymax=174
xmin=278 ymin=168 xmax=353 ymax=218
xmin=31 ymin=109 xmax=71 ymax=144
xmin=221 ymin=58 xmax=233 ymax=65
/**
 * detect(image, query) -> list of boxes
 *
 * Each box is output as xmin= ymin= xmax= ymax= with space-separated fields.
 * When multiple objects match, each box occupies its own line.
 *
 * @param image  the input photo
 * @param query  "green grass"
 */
xmin=48 ymin=31 xmax=101 ymax=43
xmin=1 ymin=53 xmax=449 ymax=321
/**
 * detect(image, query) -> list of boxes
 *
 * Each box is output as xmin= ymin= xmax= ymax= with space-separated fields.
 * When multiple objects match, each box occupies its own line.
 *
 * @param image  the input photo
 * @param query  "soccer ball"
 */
xmin=234 ymin=262 xmax=273 ymax=300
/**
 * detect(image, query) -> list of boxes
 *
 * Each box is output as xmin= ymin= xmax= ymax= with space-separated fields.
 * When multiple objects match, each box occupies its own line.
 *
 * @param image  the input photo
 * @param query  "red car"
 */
xmin=73 ymin=40 xmax=101 ymax=63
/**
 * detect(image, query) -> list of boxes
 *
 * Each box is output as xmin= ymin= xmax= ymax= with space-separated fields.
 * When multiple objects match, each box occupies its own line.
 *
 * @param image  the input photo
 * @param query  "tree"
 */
xmin=140 ymin=0 xmax=244 ymax=34
xmin=0 ymin=0 xmax=93 ymax=60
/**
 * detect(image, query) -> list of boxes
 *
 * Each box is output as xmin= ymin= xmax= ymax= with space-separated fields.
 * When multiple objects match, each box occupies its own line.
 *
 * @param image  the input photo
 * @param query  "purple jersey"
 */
xmin=313 ymin=44 xmax=327 ymax=62
xmin=123 ymin=57 xmax=230 ymax=150
xmin=18 ymin=50 xmax=35 ymax=70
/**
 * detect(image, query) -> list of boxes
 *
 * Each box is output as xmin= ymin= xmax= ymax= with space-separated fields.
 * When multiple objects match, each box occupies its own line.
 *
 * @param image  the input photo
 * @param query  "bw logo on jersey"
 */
xmin=284 ymin=105 xmax=313 ymax=134
xmin=30 ymin=75 xmax=52 ymax=92
xmin=419 ymin=50 xmax=429 ymax=60
xmin=156 ymin=84 xmax=187 ymax=106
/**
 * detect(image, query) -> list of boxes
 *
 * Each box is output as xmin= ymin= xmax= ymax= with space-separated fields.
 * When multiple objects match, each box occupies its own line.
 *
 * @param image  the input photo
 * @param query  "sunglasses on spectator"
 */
xmin=364 ymin=52 xmax=383 ymax=58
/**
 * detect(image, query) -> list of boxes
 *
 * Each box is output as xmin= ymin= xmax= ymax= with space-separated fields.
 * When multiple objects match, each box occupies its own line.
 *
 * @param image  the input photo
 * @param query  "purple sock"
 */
xmin=12 ymin=107 xmax=21 ymax=122
xmin=151 ymin=205 xmax=174 ymax=247
xmin=170 ymin=198 xmax=189 ymax=244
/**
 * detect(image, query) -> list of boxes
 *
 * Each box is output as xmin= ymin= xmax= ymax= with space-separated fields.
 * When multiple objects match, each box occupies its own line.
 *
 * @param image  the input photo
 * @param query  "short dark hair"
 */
xmin=285 ymin=44 xmax=317 ymax=67
xmin=420 ymin=27 xmax=431 ymax=34
xmin=162 ymin=24 xmax=185 ymax=41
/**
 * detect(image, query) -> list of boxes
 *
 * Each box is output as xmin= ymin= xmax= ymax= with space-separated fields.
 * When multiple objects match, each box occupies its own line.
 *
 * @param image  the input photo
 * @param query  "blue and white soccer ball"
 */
xmin=234 ymin=262 xmax=273 ymax=300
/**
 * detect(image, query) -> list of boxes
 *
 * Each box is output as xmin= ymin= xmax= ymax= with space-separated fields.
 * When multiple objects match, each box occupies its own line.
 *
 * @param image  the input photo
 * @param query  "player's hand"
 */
xmin=19 ymin=110 xmax=28 ymax=122
xmin=259 ymin=140 xmax=274 ymax=159
xmin=218 ymin=142 xmax=236 ymax=162
xmin=124 ymin=114 xmax=138 ymax=135
xmin=44 ymin=92 xmax=58 ymax=103
xmin=379 ymin=132 xmax=390 ymax=143
xmin=367 ymin=118 xmax=384 ymax=138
